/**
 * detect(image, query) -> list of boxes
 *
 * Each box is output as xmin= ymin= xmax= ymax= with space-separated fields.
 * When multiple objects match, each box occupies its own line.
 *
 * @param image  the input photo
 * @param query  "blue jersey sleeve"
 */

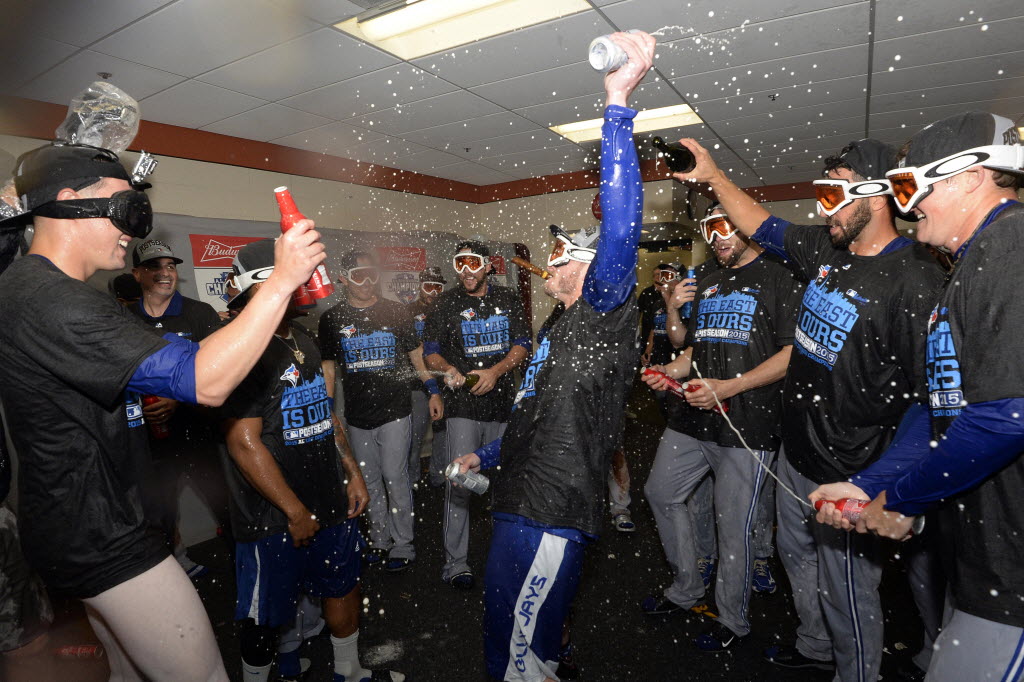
xmin=751 ymin=215 xmax=791 ymax=260
xmin=474 ymin=437 xmax=503 ymax=470
xmin=852 ymin=403 xmax=931 ymax=499
xmin=126 ymin=333 xmax=198 ymax=403
xmin=582 ymin=105 xmax=642 ymax=313
xmin=885 ymin=399 xmax=1024 ymax=515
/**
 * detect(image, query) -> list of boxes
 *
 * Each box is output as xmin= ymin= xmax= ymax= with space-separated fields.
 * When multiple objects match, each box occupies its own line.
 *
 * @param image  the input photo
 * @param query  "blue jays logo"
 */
xmin=702 ymin=284 xmax=720 ymax=298
xmin=205 ymin=270 xmax=234 ymax=302
xmin=460 ymin=308 xmax=477 ymax=321
xmin=340 ymin=324 xmax=358 ymax=338
xmin=413 ymin=313 xmax=426 ymax=323
xmin=280 ymin=363 xmax=301 ymax=387
xmin=817 ymin=265 xmax=832 ymax=282
xmin=929 ymin=307 xmax=938 ymax=327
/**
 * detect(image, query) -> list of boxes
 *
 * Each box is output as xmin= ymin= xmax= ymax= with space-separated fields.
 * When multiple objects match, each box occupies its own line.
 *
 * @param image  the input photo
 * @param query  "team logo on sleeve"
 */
xmin=280 ymin=363 xmax=302 ymax=387
xmin=340 ymin=324 xmax=358 ymax=338
xmin=702 ymin=284 xmax=720 ymax=298
xmin=817 ymin=265 xmax=832 ymax=282
xmin=460 ymin=308 xmax=477 ymax=321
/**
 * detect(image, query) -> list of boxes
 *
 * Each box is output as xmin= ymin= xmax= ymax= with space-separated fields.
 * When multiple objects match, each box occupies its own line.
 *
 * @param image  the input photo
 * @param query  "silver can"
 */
xmin=588 ymin=30 xmax=640 ymax=73
xmin=445 ymin=461 xmax=490 ymax=495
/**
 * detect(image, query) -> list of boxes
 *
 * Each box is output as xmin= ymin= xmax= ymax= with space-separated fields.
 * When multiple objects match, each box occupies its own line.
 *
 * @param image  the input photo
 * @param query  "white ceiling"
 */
xmin=2 ymin=0 xmax=1021 ymax=188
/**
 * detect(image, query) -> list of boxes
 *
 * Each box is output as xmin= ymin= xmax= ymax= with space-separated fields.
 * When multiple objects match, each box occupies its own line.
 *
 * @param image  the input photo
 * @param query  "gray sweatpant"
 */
xmin=409 ymin=391 xmax=430 ymax=487
xmin=777 ymin=450 xmax=883 ymax=682
xmin=348 ymin=416 xmax=415 ymax=560
xmin=926 ymin=609 xmax=1024 ymax=681
xmin=644 ymin=429 xmax=774 ymax=636
xmin=442 ymin=417 xmax=505 ymax=581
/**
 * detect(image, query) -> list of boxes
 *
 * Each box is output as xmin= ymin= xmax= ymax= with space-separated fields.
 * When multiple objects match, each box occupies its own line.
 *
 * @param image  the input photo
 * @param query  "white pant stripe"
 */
xmin=504 ymin=533 xmax=567 ymax=682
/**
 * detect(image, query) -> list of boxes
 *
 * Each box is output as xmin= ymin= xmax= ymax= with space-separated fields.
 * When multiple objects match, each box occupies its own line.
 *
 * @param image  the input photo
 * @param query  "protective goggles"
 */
xmin=885 ymin=145 xmax=1024 ymax=213
xmin=812 ymin=178 xmax=893 ymax=217
xmin=547 ymin=236 xmax=596 ymax=268
xmin=699 ymin=214 xmax=738 ymax=243
xmin=343 ymin=266 xmax=379 ymax=285
xmin=453 ymin=253 xmax=488 ymax=273
xmin=653 ymin=269 xmax=680 ymax=284
xmin=421 ymin=281 xmax=444 ymax=294
xmin=31 ymin=189 xmax=153 ymax=238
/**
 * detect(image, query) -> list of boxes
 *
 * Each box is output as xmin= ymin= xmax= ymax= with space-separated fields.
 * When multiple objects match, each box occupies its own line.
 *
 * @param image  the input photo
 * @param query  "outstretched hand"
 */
xmin=604 ymin=31 xmax=656 ymax=108
xmin=671 ymin=138 xmax=721 ymax=185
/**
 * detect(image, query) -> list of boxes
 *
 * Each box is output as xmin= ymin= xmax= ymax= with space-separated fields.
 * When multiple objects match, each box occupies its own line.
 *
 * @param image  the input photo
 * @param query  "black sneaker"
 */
xmin=384 ymin=557 xmax=413 ymax=572
xmin=694 ymin=622 xmax=747 ymax=651
xmin=364 ymin=548 xmax=387 ymax=566
xmin=449 ymin=571 xmax=474 ymax=590
xmin=641 ymin=595 xmax=683 ymax=615
xmin=764 ymin=644 xmax=835 ymax=670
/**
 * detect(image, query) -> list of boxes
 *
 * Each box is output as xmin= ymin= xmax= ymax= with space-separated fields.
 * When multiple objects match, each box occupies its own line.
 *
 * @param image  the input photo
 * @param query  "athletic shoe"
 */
xmin=449 ymin=571 xmax=475 ymax=590
xmin=555 ymin=640 xmax=580 ymax=679
xmin=613 ymin=513 xmax=636 ymax=533
xmin=641 ymin=595 xmax=683 ymax=615
xmin=333 ymin=671 xmax=406 ymax=681
xmin=364 ymin=548 xmax=387 ymax=566
xmin=276 ymin=649 xmax=311 ymax=681
xmin=697 ymin=555 xmax=716 ymax=589
xmin=185 ymin=564 xmax=210 ymax=580
xmin=694 ymin=622 xmax=747 ymax=651
xmin=751 ymin=557 xmax=777 ymax=594
xmin=763 ymin=644 xmax=835 ymax=670
xmin=384 ymin=557 xmax=413 ymax=572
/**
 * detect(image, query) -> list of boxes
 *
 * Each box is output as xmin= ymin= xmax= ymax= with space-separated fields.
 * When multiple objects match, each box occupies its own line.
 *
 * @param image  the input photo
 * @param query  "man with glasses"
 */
xmin=318 ymin=250 xmax=440 ymax=572
xmin=811 ymin=112 xmax=1024 ymax=681
xmin=407 ymin=266 xmax=448 ymax=488
xmin=671 ymin=137 xmax=944 ymax=680
xmin=640 ymin=203 xmax=799 ymax=650
xmin=640 ymin=263 xmax=684 ymax=367
xmin=423 ymin=241 xmax=529 ymax=589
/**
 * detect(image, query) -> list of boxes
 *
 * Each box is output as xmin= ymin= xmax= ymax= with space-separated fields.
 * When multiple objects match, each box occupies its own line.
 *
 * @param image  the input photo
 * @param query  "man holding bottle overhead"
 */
xmin=423 ymin=241 xmax=530 ymax=589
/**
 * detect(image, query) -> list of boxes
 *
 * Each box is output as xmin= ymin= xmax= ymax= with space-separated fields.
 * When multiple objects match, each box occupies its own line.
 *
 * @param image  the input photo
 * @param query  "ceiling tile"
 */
xmin=198 ymin=28 xmax=397 ymax=101
xmin=875 ymin=0 xmax=1022 ymax=40
xmin=386 ymin=149 xmax=467 ymax=174
xmin=10 ymin=0 xmax=174 ymax=47
xmin=281 ymin=64 xmax=457 ymax=119
xmin=722 ymin=116 xmax=865 ymax=152
xmin=92 ymin=0 xmax=321 ymax=77
xmin=0 ymin=38 xmax=78 ymax=94
xmin=470 ymin=61 xmax=599 ymax=110
xmin=515 ymin=77 xmax=679 ymax=126
xmin=140 ymin=80 xmax=265 ymax=128
xmin=871 ymin=76 xmax=1024 ymax=116
xmin=201 ymin=103 xmax=330 ymax=141
xmin=872 ymin=17 xmax=1024 ymax=71
xmin=411 ymin=11 xmax=615 ymax=88
xmin=342 ymin=136 xmax=433 ymax=166
xmin=279 ymin=0 xmax=364 ymax=25
xmin=403 ymin=113 xmax=540 ymax=149
xmin=872 ymin=51 xmax=1024 ymax=95
xmin=428 ymin=162 xmax=518 ymax=185
xmin=16 ymin=50 xmax=186 ymax=105
xmin=476 ymin=145 xmax=591 ymax=174
xmin=713 ymin=97 xmax=865 ymax=138
xmin=345 ymin=91 xmax=505 ymax=135
xmin=270 ymin=121 xmax=388 ymax=156
xmin=695 ymin=76 xmax=865 ymax=124
xmin=868 ymin=95 xmax=1024 ymax=134
xmin=468 ymin=129 xmax=577 ymax=159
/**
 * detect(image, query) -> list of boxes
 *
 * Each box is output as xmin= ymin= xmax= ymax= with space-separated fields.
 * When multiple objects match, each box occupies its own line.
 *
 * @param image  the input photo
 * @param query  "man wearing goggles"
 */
xmin=813 ymin=112 xmax=1024 ymax=682
xmin=640 ymin=202 xmax=799 ymax=650
xmin=672 ymin=136 xmax=945 ymax=680
xmin=640 ymin=262 xmax=685 ymax=370
xmin=407 ymin=266 xmax=449 ymax=489
xmin=0 ymin=142 xmax=328 ymax=681
xmin=449 ymin=30 xmax=654 ymax=682
xmin=423 ymin=240 xmax=530 ymax=590
xmin=319 ymin=250 xmax=441 ymax=573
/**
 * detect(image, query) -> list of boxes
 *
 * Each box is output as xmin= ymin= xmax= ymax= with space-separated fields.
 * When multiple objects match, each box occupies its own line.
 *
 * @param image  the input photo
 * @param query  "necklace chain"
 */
xmin=276 ymin=333 xmax=304 ymax=364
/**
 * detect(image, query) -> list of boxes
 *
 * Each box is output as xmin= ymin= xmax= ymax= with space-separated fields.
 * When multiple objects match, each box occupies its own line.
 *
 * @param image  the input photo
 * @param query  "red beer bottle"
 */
xmin=141 ymin=395 xmax=170 ymax=439
xmin=814 ymin=498 xmax=869 ymax=523
xmin=274 ymin=186 xmax=333 ymax=306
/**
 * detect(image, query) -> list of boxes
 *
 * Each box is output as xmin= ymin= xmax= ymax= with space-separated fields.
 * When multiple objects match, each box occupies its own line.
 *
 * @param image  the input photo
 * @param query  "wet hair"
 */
xmin=822 ymin=142 xmax=865 ymax=181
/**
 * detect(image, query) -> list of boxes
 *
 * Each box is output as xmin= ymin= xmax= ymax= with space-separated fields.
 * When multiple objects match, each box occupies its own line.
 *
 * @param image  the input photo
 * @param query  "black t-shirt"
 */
xmin=493 ymin=297 xmax=638 ymax=537
xmin=222 ymin=325 xmax=347 ymax=542
xmin=0 ymin=255 xmax=170 ymax=597
xmin=638 ymin=285 xmax=659 ymax=343
xmin=774 ymin=223 xmax=944 ymax=483
xmin=423 ymin=284 xmax=529 ymax=423
xmin=640 ymin=291 xmax=682 ymax=365
xmin=669 ymin=254 xmax=800 ymax=450
xmin=925 ymin=202 xmax=1024 ymax=628
xmin=408 ymin=298 xmax=434 ymax=394
xmin=318 ymin=298 xmax=420 ymax=430
xmin=129 ymin=292 xmax=222 ymax=454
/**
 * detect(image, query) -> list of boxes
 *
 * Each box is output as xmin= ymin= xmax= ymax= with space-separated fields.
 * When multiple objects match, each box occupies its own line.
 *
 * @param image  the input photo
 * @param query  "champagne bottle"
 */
xmin=651 ymin=136 xmax=696 ymax=174
xmin=463 ymin=373 xmax=480 ymax=389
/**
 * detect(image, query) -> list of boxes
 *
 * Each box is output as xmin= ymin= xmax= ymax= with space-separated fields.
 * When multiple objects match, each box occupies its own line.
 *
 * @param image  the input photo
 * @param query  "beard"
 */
xmin=459 ymin=273 xmax=486 ymax=294
xmin=716 ymin=240 xmax=749 ymax=268
xmin=826 ymin=200 xmax=871 ymax=249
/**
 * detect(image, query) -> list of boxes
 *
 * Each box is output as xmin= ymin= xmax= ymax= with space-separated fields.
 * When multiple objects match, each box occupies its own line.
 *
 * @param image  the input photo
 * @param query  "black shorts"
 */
xmin=0 ymin=506 xmax=53 ymax=653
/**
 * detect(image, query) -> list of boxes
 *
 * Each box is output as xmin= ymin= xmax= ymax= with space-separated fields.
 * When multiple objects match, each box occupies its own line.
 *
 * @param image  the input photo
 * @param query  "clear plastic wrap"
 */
xmin=54 ymin=81 xmax=140 ymax=153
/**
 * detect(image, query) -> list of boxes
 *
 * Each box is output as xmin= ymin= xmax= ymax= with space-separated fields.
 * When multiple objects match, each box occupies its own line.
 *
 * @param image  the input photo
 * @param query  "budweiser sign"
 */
xmin=489 ymin=254 xmax=507 ymax=275
xmin=374 ymin=246 xmax=426 ymax=272
xmin=189 ymin=234 xmax=265 ymax=268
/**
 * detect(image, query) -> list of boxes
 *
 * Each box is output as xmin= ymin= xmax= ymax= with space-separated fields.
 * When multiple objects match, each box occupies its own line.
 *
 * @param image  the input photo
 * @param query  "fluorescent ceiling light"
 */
xmin=549 ymin=104 xmax=703 ymax=144
xmin=335 ymin=0 xmax=591 ymax=61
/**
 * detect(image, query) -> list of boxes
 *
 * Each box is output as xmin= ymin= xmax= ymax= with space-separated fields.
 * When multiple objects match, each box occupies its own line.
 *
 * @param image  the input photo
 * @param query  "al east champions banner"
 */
xmin=188 ymin=233 xmax=265 ymax=311
xmin=375 ymin=246 xmax=426 ymax=305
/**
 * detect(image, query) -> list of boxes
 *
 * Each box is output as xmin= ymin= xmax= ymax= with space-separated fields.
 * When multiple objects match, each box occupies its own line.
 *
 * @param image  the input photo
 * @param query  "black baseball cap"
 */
xmin=420 ymin=266 xmax=447 ymax=284
xmin=903 ymin=112 xmax=1021 ymax=169
xmin=823 ymin=139 xmax=897 ymax=181
xmin=227 ymin=238 xmax=275 ymax=309
xmin=455 ymin=240 xmax=489 ymax=257
xmin=12 ymin=143 xmax=138 ymax=212
xmin=655 ymin=262 xmax=681 ymax=272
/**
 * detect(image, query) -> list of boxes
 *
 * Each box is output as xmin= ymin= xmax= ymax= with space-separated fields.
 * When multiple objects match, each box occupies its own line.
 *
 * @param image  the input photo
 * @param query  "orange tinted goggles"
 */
xmin=453 ymin=253 xmax=487 ymax=273
xmin=699 ymin=215 xmax=737 ymax=243
xmin=421 ymin=282 xmax=443 ymax=294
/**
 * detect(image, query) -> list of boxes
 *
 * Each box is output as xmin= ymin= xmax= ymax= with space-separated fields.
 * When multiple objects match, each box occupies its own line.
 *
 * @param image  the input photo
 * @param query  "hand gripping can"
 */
xmin=445 ymin=461 xmax=490 ymax=495
xmin=588 ymin=30 xmax=642 ymax=72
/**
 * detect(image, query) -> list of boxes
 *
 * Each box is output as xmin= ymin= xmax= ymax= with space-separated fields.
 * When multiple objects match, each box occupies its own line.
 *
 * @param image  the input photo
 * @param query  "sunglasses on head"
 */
xmin=699 ymin=214 xmax=738 ymax=243
xmin=811 ymin=178 xmax=893 ymax=217
xmin=31 ymin=189 xmax=153 ymax=238
xmin=344 ymin=266 xmax=379 ymax=285
xmin=885 ymin=145 xmax=1024 ymax=213
xmin=421 ymin=281 xmax=443 ymax=294
xmin=453 ymin=253 xmax=488 ymax=274
xmin=547 ymin=236 xmax=596 ymax=268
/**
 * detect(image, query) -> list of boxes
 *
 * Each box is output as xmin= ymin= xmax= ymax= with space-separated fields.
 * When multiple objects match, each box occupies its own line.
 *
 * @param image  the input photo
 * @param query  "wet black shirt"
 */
xmin=755 ymin=218 xmax=943 ymax=483
xmin=423 ymin=284 xmax=529 ymax=423
xmin=408 ymin=298 xmax=435 ymax=394
xmin=669 ymin=254 xmax=800 ymax=450
xmin=318 ymin=298 xmax=420 ymax=430
xmin=640 ymin=291 xmax=682 ymax=365
xmin=222 ymin=326 xmax=347 ymax=542
xmin=493 ymin=298 xmax=638 ymax=537
xmin=925 ymin=203 xmax=1024 ymax=627
xmin=0 ymin=256 xmax=169 ymax=597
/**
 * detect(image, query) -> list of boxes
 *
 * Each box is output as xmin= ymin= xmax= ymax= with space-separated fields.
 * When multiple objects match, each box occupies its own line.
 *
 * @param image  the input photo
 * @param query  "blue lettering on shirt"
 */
xmin=925 ymin=306 xmax=965 ymax=418
xmin=513 ymin=336 xmax=551 ymax=408
xmin=125 ymin=393 xmax=144 ymax=429
xmin=413 ymin=314 xmax=426 ymax=340
xmin=693 ymin=288 xmax=758 ymax=345
xmin=653 ymin=308 xmax=667 ymax=336
xmin=792 ymin=273 xmax=860 ymax=371
xmin=460 ymin=312 xmax=511 ymax=357
xmin=280 ymin=373 xmax=333 ymax=445
xmin=341 ymin=330 xmax=398 ymax=373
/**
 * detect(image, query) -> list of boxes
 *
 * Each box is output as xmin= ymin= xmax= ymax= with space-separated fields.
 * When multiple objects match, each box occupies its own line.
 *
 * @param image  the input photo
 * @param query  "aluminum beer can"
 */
xmin=588 ymin=30 xmax=641 ymax=72
xmin=445 ymin=461 xmax=490 ymax=495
